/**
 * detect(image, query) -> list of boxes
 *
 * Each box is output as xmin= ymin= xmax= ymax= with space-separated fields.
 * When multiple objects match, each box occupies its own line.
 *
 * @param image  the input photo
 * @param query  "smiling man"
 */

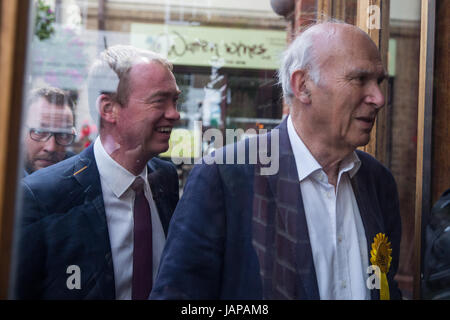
xmin=23 ymin=87 xmax=76 ymax=175
xmin=151 ymin=22 xmax=402 ymax=300
xmin=14 ymin=45 xmax=180 ymax=299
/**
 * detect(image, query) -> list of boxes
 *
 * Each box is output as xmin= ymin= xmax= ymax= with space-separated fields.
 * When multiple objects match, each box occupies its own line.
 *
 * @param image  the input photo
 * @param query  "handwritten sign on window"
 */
xmin=130 ymin=23 xmax=286 ymax=70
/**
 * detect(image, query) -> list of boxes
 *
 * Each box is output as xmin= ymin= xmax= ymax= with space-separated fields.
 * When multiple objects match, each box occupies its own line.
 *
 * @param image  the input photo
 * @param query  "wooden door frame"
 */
xmin=355 ymin=0 xmax=390 ymax=161
xmin=317 ymin=0 xmax=436 ymax=300
xmin=355 ymin=0 xmax=437 ymax=301
xmin=0 ymin=0 xmax=31 ymax=299
xmin=413 ymin=0 xmax=436 ymax=300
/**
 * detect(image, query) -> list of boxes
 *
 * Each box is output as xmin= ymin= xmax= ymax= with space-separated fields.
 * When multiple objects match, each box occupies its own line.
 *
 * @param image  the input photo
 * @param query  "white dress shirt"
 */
xmin=93 ymin=137 xmax=166 ymax=300
xmin=287 ymin=116 xmax=370 ymax=300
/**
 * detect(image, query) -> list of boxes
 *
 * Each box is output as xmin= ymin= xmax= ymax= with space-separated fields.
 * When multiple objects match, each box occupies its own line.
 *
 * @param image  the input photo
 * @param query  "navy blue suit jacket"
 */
xmin=13 ymin=144 xmax=179 ymax=299
xmin=151 ymin=118 xmax=402 ymax=300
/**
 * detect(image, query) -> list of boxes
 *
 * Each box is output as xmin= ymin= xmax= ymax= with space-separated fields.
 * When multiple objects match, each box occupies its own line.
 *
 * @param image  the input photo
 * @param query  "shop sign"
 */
xmin=130 ymin=23 xmax=286 ymax=70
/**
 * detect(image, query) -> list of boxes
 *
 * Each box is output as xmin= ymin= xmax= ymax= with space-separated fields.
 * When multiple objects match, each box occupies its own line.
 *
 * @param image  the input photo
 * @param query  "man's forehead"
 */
xmin=129 ymin=61 xmax=178 ymax=95
xmin=312 ymin=23 xmax=380 ymax=58
xmin=130 ymin=60 xmax=171 ymax=76
xmin=29 ymin=97 xmax=71 ymax=111
xmin=27 ymin=98 xmax=73 ymax=128
xmin=320 ymin=43 xmax=383 ymax=76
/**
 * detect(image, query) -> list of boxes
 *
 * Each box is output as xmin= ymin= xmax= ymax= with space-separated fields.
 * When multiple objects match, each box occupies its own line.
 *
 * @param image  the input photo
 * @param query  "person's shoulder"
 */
xmin=149 ymin=157 xmax=177 ymax=173
xmin=191 ymin=141 xmax=256 ymax=186
xmin=23 ymin=153 xmax=79 ymax=185
xmin=355 ymin=149 xmax=395 ymax=182
xmin=22 ymin=147 xmax=94 ymax=197
xmin=20 ymin=147 xmax=99 ymax=224
xmin=63 ymin=150 xmax=76 ymax=160
xmin=356 ymin=149 xmax=386 ymax=169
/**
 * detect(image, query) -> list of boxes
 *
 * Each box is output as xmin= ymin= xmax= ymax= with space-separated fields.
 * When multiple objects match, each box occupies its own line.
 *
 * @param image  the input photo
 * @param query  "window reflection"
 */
xmin=10 ymin=0 xmax=432 ymax=300
xmin=12 ymin=0 xmax=287 ymax=299
xmin=25 ymin=0 xmax=286 ymax=184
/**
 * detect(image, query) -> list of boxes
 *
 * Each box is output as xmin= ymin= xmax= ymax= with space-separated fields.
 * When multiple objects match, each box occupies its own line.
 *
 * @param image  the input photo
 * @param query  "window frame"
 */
xmin=0 ymin=0 xmax=31 ymax=299
xmin=0 ymin=0 xmax=439 ymax=300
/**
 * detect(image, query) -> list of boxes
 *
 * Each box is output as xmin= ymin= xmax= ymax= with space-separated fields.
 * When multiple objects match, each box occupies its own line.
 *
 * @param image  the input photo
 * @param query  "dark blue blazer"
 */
xmin=13 ymin=144 xmax=179 ymax=299
xmin=151 ymin=118 xmax=402 ymax=300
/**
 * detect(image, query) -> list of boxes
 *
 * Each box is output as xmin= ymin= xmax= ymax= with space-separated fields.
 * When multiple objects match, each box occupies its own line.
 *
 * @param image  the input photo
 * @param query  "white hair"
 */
xmin=278 ymin=21 xmax=347 ymax=106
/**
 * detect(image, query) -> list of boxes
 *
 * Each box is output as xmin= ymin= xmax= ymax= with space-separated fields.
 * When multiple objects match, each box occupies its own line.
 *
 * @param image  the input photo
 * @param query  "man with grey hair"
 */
xmin=151 ymin=22 xmax=402 ymax=300
xmin=14 ymin=45 xmax=181 ymax=299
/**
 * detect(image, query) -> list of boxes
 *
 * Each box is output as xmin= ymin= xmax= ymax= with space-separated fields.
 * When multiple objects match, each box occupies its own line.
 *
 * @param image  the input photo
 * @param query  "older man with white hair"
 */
xmin=151 ymin=22 xmax=402 ymax=300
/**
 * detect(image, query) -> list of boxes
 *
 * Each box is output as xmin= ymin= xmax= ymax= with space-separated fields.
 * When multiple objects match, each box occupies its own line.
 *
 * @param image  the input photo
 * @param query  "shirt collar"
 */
xmin=287 ymin=115 xmax=322 ymax=181
xmin=287 ymin=115 xmax=361 ymax=182
xmin=341 ymin=150 xmax=361 ymax=178
xmin=93 ymin=137 xmax=148 ymax=198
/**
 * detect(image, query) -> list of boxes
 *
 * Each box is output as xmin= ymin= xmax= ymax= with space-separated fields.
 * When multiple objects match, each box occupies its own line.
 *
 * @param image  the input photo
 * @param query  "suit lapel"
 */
xmin=351 ymin=169 xmax=384 ymax=300
xmin=147 ymin=161 xmax=171 ymax=237
xmin=265 ymin=119 xmax=319 ymax=300
xmin=70 ymin=145 xmax=116 ymax=299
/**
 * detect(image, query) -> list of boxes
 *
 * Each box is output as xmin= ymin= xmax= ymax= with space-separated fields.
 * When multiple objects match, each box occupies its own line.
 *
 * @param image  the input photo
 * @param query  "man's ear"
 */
xmin=97 ymin=94 xmax=118 ymax=124
xmin=291 ymin=69 xmax=312 ymax=105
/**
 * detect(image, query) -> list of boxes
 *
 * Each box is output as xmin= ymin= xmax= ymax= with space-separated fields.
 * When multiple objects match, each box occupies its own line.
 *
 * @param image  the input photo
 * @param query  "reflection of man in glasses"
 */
xmin=23 ymin=87 xmax=76 ymax=175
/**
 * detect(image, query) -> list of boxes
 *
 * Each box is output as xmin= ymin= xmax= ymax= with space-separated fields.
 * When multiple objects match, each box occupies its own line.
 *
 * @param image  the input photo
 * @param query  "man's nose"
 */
xmin=166 ymin=104 xmax=181 ymax=121
xmin=366 ymin=82 xmax=386 ymax=109
xmin=43 ymin=135 xmax=59 ymax=152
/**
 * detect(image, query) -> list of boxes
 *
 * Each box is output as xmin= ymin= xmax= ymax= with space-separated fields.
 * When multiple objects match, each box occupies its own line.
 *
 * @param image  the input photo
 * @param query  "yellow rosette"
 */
xmin=370 ymin=233 xmax=392 ymax=300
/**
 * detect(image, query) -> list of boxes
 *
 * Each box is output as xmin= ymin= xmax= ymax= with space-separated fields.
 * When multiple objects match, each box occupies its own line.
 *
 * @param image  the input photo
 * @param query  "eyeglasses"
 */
xmin=28 ymin=127 xmax=76 ymax=146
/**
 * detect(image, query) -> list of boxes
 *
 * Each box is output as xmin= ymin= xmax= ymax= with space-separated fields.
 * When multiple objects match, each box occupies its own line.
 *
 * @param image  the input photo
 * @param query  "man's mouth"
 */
xmin=355 ymin=116 xmax=376 ymax=130
xmin=156 ymin=127 xmax=173 ymax=134
xmin=356 ymin=117 xmax=375 ymax=125
xmin=35 ymin=158 xmax=57 ymax=166
xmin=356 ymin=116 xmax=375 ymax=123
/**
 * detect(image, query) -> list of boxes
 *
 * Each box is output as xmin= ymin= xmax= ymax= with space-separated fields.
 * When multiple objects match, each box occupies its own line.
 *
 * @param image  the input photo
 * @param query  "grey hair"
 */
xmin=87 ymin=45 xmax=172 ymax=125
xmin=278 ymin=20 xmax=347 ymax=106
xmin=27 ymin=86 xmax=76 ymax=125
xmin=28 ymin=86 xmax=75 ymax=110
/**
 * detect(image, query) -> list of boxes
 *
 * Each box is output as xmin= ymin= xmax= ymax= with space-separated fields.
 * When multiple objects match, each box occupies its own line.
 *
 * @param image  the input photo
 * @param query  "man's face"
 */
xmin=114 ymin=61 xmax=181 ymax=159
xmin=24 ymin=98 xmax=74 ymax=173
xmin=304 ymin=29 xmax=386 ymax=150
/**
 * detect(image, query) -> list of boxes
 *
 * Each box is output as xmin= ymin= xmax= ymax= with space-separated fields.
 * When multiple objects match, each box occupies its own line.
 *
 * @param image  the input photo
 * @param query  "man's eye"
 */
xmin=32 ymin=129 xmax=47 ymax=136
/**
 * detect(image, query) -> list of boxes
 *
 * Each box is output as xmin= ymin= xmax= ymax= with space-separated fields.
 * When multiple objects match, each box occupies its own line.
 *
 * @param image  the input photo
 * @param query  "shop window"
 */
xmin=4 ymin=0 xmax=441 ymax=300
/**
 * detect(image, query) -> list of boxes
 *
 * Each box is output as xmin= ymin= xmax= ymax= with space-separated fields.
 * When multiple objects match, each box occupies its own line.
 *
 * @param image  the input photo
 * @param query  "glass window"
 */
xmin=7 ymin=0 xmax=441 ymax=301
xmin=10 ymin=0 xmax=287 ymax=299
xmin=387 ymin=0 xmax=422 ymax=300
xmin=21 ymin=0 xmax=286 ymax=180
